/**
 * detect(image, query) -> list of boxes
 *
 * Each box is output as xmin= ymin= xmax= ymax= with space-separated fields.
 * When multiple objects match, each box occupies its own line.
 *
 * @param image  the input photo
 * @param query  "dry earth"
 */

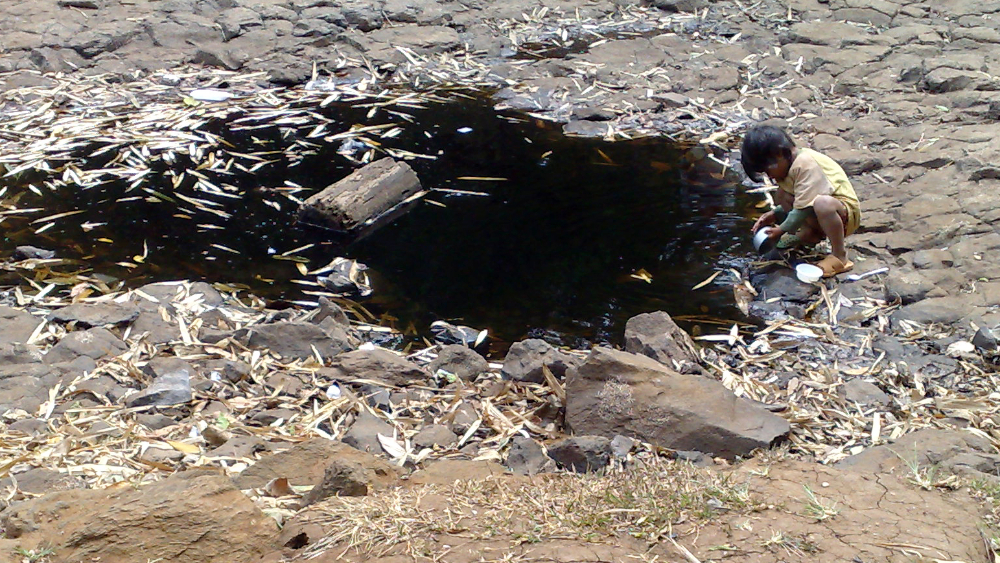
xmin=2 ymin=0 xmax=1000 ymax=562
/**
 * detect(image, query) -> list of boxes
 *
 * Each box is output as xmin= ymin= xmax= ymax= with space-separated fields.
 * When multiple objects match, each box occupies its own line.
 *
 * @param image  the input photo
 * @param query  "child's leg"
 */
xmin=812 ymin=195 xmax=850 ymax=262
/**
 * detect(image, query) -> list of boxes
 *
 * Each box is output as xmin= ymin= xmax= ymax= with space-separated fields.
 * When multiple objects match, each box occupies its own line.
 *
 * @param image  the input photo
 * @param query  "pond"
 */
xmin=0 ymin=94 xmax=757 ymax=351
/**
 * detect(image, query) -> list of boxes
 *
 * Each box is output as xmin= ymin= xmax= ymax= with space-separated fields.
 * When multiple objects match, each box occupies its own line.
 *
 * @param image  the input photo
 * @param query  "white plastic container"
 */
xmin=795 ymin=263 xmax=823 ymax=283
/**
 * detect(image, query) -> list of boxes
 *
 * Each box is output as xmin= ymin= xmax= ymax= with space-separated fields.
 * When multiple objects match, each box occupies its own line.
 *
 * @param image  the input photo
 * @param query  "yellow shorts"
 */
xmin=835 ymin=196 xmax=861 ymax=236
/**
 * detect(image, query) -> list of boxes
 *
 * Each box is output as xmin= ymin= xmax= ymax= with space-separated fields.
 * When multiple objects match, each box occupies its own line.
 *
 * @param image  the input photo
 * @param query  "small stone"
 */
xmin=48 ymin=302 xmax=140 ymax=328
xmin=44 ymin=327 xmax=127 ymax=364
xmin=972 ymin=327 xmax=998 ymax=351
xmin=610 ymin=435 xmax=635 ymax=458
xmin=342 ymin=411 xmax=395 ymax=454
xmin=501 ymin=339 xmax=580 ymax=384
xmin=428 ymin=345 xmax=490 ymax=382
xmin=12 ymin=246 xmax=56 ymax=260
xmin=125 ymin=367 xmax=192 ymax=408
xmin=547 ymin=436 xmax=612 ymax=473
xmin=58 ymin=0 xmax=100 ymax=8
xmin=505 ymin=436 xmax=553 ymax=475
xmin=839 ymin=379 xmax=891 ymax=407
xmin=300 ymin=446 xmax=401 ymax=507
xmin=413 ymin=424 xmax=458 ymax=449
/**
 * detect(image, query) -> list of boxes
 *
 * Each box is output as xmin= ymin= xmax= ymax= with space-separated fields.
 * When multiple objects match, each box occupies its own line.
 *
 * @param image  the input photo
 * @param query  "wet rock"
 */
xmin=429 ymin=320 xmax=488 ymax=348
xmin=839 ymin=379 xmax=891 ymax=407
xmin=0 ymin=307 xmax=43 ymax=344
xmin=342 ymin=410 xmax=395 ymax=454
xmin=300 ymin=445 xmax=401 ymax=507
xmin=0 ymin=472 xmax=277 ymax=562
xmin=44 ymin=327 xmax=127 ymax=364
xmin=751 ymin=269 xmax=821 ymax=303
xmin=837 ymin=428 xmax=1000 ymax=482
xmin=11 ymin=246 xmax=56 ymax=260
xmin=624 ymin=311 xmax=703 ymax=374
xmin=972 ymin=327 xmax=998 ymax=351
xmin=501 ymin=339 xmax=580 ymax=384
xmin=413 ymin=424 xmax=457 ymax=449
xmin=125 ymin=363 xmax=192 ymax=408
xmin=547 ymin=436 xmax=612 ymax=473
xmin=236 ymin=321 xmax=354 ymax=361
xmin=428 ymin=345 xmax=489 ymax=382
xmin=505 ymin=435 xmax=553 ymax=475
xmin=565 ymin=347 xmax=789 ymax=460
xmin=48 ymin=302 xmax=140 ymax=327
xmin=321 ymin=348 xmax=429 ymax=387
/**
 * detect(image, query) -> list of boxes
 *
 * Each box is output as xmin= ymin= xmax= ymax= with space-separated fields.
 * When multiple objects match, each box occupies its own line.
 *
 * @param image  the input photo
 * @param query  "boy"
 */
xmin=740 ymin=125 xmax=861 ymax=277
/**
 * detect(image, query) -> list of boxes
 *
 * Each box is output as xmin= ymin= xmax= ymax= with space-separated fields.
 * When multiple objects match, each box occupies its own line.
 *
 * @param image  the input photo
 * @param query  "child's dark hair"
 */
xmin=740 ymin=125 xmax=796 ymax=181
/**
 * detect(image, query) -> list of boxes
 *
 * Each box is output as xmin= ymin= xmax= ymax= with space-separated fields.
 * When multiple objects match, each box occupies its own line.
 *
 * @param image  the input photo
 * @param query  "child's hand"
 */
xmin=764 ymin=226 xmax=784 ymax=240
xmin=751 ymin=211 xmax=777 ymax=233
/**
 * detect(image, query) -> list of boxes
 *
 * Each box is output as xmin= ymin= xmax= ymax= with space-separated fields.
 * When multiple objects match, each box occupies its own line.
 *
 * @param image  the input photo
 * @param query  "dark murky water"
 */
xmin=0 ymin=95 xmax=756 ymax=349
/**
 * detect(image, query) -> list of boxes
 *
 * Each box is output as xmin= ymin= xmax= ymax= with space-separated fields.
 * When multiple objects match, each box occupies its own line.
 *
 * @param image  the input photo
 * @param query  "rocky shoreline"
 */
xmin=3 ymin=0 xmax=1000 ymax=561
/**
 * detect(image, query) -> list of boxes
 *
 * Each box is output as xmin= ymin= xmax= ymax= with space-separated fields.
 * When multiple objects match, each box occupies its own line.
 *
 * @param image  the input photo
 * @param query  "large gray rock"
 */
xmin=505 ymin=436 xmax=553 ymax=475
xmin=565 ymin=348 xmax=790 ymax=460
xmin=342 ymin=411 xmax=395 ymax=454
xmin=125 ymin=361 xmax=192 ymax=408
xmin=320 ymin=348 xmax=429 ymax=387
xmin=300 ymin=445 xmax=401 ymax=507
xmin=547 ymin=436 xmax=612 ymax=473
xmin=236 ymin=321 xmax=354 ymax=361
xmin=44 ymin=328 xmax=127 ymax=364
xmin=837 ymin=429 xmax=1000 ymax=482
xmin=624 ymin=311 xmax=703 ymax=373
xmin=428 ymin=345 xmax=489 ymax=381
xmin=501 ymin=339 xmax=580 ymax=384
xmin=0 ymin=306 xmax=43 ymax=344
xmin=47 ymin=302 xmax=140 ymax=328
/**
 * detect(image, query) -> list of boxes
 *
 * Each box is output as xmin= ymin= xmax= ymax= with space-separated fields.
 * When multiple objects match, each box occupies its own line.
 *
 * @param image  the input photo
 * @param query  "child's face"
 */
xmin=765 ymin=155 xmax=791 ymax=182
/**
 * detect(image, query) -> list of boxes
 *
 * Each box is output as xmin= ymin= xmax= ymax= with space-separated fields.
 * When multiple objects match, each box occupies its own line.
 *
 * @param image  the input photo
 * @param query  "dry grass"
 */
xmin=299 ymin=457 xmax=762 ymax=560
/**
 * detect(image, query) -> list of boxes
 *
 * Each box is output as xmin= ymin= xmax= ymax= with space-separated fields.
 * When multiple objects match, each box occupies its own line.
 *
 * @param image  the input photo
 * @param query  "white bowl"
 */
xmin=796 ymin=263 xmax=823 ymax=283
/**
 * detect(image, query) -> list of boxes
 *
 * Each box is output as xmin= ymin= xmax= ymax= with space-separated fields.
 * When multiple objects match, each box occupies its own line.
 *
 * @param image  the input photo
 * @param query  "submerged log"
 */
xmin=298 ymin=157 xmax=424 ymax=235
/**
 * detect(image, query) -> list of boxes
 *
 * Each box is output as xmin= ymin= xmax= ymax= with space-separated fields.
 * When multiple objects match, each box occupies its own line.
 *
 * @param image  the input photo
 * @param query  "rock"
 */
xmin=413 ymin=424 xmax=458 ymax=449
xmin=208 ymin=435 xmax=267 ymax=460
xmin=11 ymin=246 xmax=56 ymax=260
xmin=428 ymin=345 xmax=489 ymax=381
xmin=250 ymin=408 xmax=297 ymax=426
xmin=125 ymin=364 xmax=192 ymax=408
xmin=837 ymin=428 xmax=1000 ymax=482
xmin=44 ymin=327 xmax=127 ymax=364
xmin=236 ymin=321 xmax=354 ymax=361
xmin=446 ymin=401 xmax=479 ymax=435
xmin=892 ymin=297 xmax=970 ymax=325
xmin=312 ymin=297 xmax=351 ymax=328
xmin=651 ymin=0 xmax=706 ymax=13
xmin=0 ymin=306 xmax=43 ymax=344
xmin=135 ymin=413 xmax=177 ymax=431
xmin=972 ymin=327 xmax=998 ymax=351
xmin=610 ymin=435 xmax=635 ymax=458
xmin=201 ymin=358 xmax=250 ymax=383
xmin=0 ymin=467 xmax=86 ymax=495
xmin=565 ymin=347 xmax=789 ymax=460
xmin=885 ymin=271 xmax=937 ymax=304
xmin=47 ymin=302 xmax=140 ymax=327
xmin=751 ymin=269 xmax=821 ymax=303
xmin=130 ymin=311 xmax=182 ymax=344
xmin=300 ymin=446 xmax=401 ymax=507
xmin=0 ymin=342 xmax=43 ymax=364
xmin=192 ymin=47 xmax=246 ymax=71
xmin=342 ymin=410 xmax=395 ymax=454
xmin=839 ymin=379 xmax=891 ymax=407
xmin=235 ymin=438 xmax=343 ymax=489
xmin=505 ymin=435 xmax=553 ymax=475
xmin=321 ymin=348 xmax=429 ymax=387
xmin=0 ymin=472 xmax=277 ymax=562
xmin=651 ymin=91 xmax=688 ymax=107
xmin=58 ymin=0 xmax=100 ymax=7
xmin=501 ymin=339 xmax=580 ymax=384
xmin=299 ymin=158 xmax=423 ymax=235
xmin=547 ymin=436 xmax=612 ymax=473
xmin=407 ymin=459 xmax=510 ymax=486
xmin=623 ymin=311 xmax=702 ymax=374
xmin=7 ymin=418 xmax=48 ymax=436
xmin=922 ymin=67 xmax=975 ymax=93
xmin=429 ymin=321 xmax=489 ymax=348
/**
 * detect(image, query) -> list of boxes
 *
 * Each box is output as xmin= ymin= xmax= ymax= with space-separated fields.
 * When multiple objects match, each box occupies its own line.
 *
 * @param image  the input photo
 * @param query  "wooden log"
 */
xmin=297 ymin=158 xmax=424 ymax=235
